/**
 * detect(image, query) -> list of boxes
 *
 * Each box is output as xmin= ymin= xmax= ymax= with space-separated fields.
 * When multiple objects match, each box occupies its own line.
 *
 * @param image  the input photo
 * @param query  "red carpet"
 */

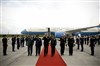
xmin=36 ymin=45 xmax=67 ymax=66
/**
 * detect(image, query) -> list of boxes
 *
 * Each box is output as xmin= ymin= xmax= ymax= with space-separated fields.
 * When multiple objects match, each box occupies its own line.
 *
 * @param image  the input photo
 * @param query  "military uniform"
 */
xmin=90 ymin=36 xmax=95 ymax=56
xmin=51 ymin=37 xmax=56 ymax=56
xmin=68 ymin=37 xmax=74 ymax=56
xmin=59 ymin=37 xmax=66 ymax=55
xmin=80 ymin=36 xmax=84 ymax=52
xmin=2 ymin=36 xmax=8 ymax=56
xmin=11 ymin=36 xmax=16 ymax=52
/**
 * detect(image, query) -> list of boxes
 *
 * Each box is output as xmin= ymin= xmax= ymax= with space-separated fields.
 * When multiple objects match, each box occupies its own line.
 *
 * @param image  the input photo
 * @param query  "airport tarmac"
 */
xmin=0 ymin=37 xmax=100 ymax=66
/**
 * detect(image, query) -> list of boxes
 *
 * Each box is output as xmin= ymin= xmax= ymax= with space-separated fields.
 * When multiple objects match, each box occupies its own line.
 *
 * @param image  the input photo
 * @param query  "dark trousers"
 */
xmin=80 ymin=44 xmax=84 ymax=51
xmin=17 ymin=43 xmax=20 ymax=49
xmin=51 ymin=46 xmax=55 ymax=56
xmin=90 ymin=47 xmax=94 ymax=55
xmin=21 ymin=41 xmax=24 ymax=47
xmin=69 ymin=46 xmax=73 ymax=55
xmin=36 ymin=46 xmax=41 ymax=56
xmin=28 ymin=46 xmax=33 ymax=55
xmin=3 ymin=45 xmax=7 ymax=55
xmin=44 ymin=46 xmax=48 ymax=56
xmin=12 ymin=44 xmax=15 ymax=52
xmin=77 ymin=43 xmax=80 ymax=49
xmin=60 ymin=46 xmax=65 ymax=55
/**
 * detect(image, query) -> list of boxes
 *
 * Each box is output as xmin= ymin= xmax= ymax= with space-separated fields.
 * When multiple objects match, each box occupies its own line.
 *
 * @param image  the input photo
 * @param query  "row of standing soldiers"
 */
xmin=2 ymin=34 xmax=57 ymax=56
xmin=75 ymin=35 xmax=100 ymax=56
xmin=2 ymin=34 xmax=100 ymax=56
xmin=58 ymin=35 xmax=100 ymax=56
xmin=2 ymin=35 xmax=25 ymax=56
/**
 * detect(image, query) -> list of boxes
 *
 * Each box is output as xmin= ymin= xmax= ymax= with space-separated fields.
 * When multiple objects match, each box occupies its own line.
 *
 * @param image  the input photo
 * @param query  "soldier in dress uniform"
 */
xmin=80 ymin=36 xmax=84 ymax=52
xmin=2 ymin=35 xmax=8 ymax=56
xmin=50 ymin=35 xmax=57 ymax=56
xmin=90 ymin=36 xmax=95 ymax=56
xmin=17 ymin=35 xmax=20 ymax=49
xmin=11 ymin=35 xmax=16 ymax=52
xmin=59 ymin=35 xmax=66 ymax=55
xmin=68 ymin=36 xmax=74 ymax=56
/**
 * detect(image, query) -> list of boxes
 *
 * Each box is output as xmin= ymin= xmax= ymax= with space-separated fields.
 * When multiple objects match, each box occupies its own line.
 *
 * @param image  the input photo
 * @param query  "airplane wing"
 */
xmin=65 ymin=24 xmax=100 ymax=33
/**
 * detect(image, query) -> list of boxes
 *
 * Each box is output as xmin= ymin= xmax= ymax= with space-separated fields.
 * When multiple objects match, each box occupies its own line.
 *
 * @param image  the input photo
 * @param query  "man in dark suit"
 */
xmin=11 ymin=35 xmax=16 ymax=52
xmin=42 ymin=34 xmax=50 ymax=56
xmin=27 ymin=35 xmax=34 ymax=56
xmin=35 ymin=35 xmax=42 ymax=56
xmin=59 ymin=35 xmax=66 ymax=55
xmin=2 ymin=35 xmax=8 ymax=56
xmin=68 ymin=36 xmax=74 ymax=56
xmin=50 ymin=35 xmax=57 ymax=56
xmin=90 ymin=36 xmax=95 ymax=56
xmin=80 ymin=36 xmax=84 ymax=52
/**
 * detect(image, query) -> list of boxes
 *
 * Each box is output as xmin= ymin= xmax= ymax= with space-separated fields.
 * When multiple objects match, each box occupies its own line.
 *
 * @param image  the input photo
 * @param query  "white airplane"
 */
xmin=21 ymin=24 xmax=100 ymax=37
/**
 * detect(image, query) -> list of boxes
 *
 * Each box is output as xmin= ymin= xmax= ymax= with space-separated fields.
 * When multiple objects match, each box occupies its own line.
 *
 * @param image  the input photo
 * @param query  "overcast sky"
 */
xmin=0 ymin=0 xmax=100 ymax=34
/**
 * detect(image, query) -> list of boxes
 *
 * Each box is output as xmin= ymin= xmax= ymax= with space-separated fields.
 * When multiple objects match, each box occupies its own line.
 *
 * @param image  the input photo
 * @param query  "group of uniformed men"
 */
xmin=2 ymin=34 xmax=100 ymax=56
xmin=2 ymin=35 xmax=26 ymax=56
xmin=75 ymin=35 xmax=100 ymax=56
xmin=2 ymin=34 xmax=57 ymax=56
